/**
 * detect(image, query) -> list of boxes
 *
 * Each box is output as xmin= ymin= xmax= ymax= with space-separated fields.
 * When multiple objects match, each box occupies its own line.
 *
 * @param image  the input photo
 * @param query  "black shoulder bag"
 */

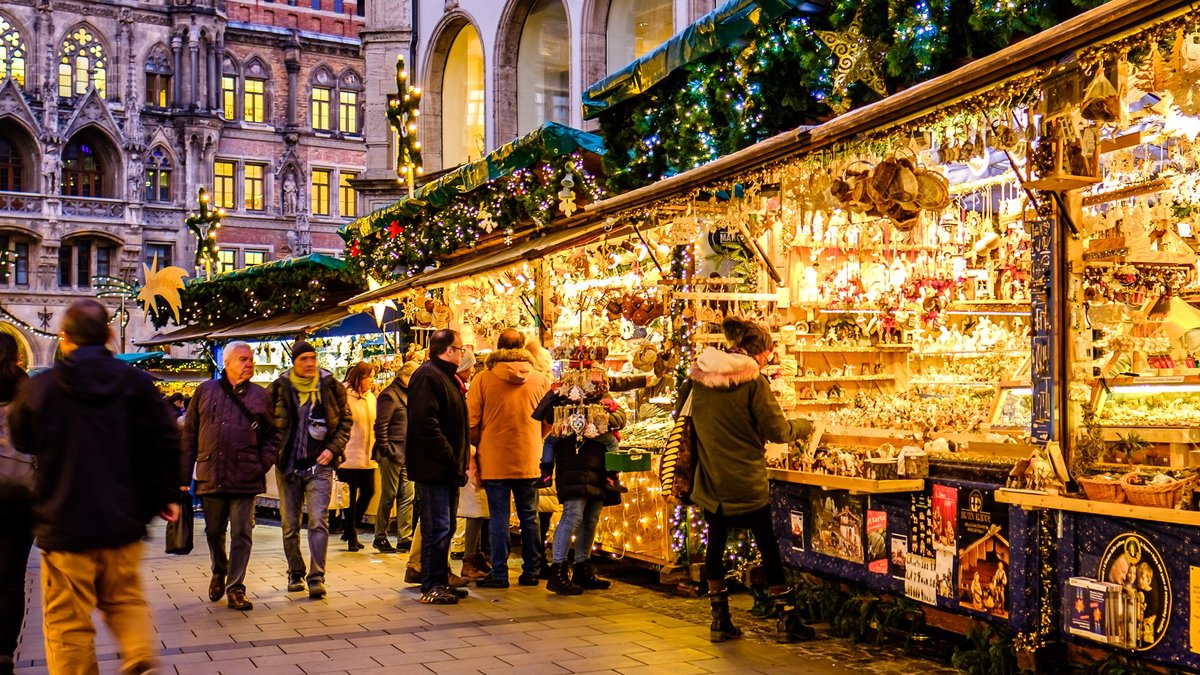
xmin=219 ymin=377 xmax=261 ymax=442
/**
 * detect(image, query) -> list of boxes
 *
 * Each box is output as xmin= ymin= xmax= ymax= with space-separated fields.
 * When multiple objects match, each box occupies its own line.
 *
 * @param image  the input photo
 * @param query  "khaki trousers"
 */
xmin=41 ymin=541 xmax=156 ymax=675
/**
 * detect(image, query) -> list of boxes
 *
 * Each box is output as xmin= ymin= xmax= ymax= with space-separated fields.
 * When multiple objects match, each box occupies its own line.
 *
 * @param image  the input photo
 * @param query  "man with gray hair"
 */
xmin=182 ymin=341 xmax=280 ymax=610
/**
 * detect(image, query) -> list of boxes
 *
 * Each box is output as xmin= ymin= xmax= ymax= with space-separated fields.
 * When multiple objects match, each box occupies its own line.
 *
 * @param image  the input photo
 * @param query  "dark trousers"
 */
xmin=0 ymin=502 xmax=32 ymax=656
xmin=415 ymin=482 xmax=458 ymax=593
xmin=483 ymin=479 xmax=541 ymax=577
xmin=203 ymin=495 xmax=256 ymax=592
xmin=337 ymin=468 xmax=376 ymax=536
xmin=375 ymin=457 xmax=414 ymax=543
xmin=703 ymin=506 xmax=785 ymax=587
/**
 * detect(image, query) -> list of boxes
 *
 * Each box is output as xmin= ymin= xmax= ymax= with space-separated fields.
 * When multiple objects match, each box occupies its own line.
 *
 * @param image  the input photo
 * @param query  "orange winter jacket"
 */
xmin=467 ymin=349 xmax=551 ymax=480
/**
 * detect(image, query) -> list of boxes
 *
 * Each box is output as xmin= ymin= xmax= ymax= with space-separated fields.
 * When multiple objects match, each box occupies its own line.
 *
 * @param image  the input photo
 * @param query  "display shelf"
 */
xmin=673 ymin=291 xmax=783 ymax=302
xmin=1099 ymin=374 xmax=1200 ymax=386
xmin=909 ymin=380 xmax=998 ymax=387
xmin=786 ymin=345 xmax=913 ymax=354
xmin=767 ymin=468 xmax=924 ymax=494
xmin=785 ymin=374 xmax=896 ymax=383
xmin=792 ymin=399 xmax=852 ymax=406
xmin=1095 ymin=426 xmax=1200 ymax=444
xmin=996 ymin=489 xmax=1200 ymax=527
xmin=912 ymin=349 xmax=1029 ymax=357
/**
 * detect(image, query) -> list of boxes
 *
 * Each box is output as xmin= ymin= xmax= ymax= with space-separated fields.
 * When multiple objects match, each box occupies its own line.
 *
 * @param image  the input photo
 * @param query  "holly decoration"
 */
xmin=186 ymin=187 xmax=223 ymax=280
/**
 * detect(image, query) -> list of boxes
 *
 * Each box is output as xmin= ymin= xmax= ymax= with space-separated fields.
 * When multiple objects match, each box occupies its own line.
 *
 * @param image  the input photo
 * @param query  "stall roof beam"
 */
xmin=583 ymin=0 xmax=1196 ymax=218
xmin=581 ymin=0 xmax=829 ymax=119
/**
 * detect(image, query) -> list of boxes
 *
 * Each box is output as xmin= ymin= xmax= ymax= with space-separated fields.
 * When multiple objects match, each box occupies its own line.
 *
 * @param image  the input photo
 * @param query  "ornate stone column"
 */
xmin=188 ymin=30 xmax=200 ymax=109
xmin=171 ymin=35 xmax=183 ymax=107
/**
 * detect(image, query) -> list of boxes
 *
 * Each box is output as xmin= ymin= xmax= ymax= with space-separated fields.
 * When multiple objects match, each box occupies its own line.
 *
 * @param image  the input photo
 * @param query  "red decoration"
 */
xmin=387 ymin=221 xmax=405 ymax=239
xmin=349 ymin=241 xmax=361 ymax=258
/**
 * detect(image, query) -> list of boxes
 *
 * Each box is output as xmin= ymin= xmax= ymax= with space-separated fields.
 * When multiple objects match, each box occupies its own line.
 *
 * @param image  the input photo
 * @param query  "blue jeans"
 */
xmin=276 ymin=464 xmax=332 ymax=584
xmin=551 ymin=497 xmax=604 ymax=564
xmin=415 ymin=482 xmax=459 ymax=593
xmin=483 ymin=479 xmax=541 ymax=578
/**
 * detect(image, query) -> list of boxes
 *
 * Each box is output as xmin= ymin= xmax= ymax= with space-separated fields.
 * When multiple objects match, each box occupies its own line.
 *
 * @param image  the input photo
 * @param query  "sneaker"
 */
xmin=308 ymin=580 xmax=327 ymax=599
xmin=518 ymin=573 xmax=539 ymax=587
xmin=396 ymin=539 xmax=413 ymax=552
xmin=419 ymin=586 xmax=459 ymax=604
xmin=286 ymin=574 xmax=305 ymax=593
xmin=373 ymin=538 xmax=398 ymax=554
xmin=476 ymin=576 xmax=510 ymax=589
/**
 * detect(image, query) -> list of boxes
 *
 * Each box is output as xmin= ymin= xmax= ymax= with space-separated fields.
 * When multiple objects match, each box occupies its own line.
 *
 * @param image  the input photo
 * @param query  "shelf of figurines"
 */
xmin=766 ymin=468 xmax=925 ymax=494
xmin=996 ymin=489 xmax=1200 ymax=528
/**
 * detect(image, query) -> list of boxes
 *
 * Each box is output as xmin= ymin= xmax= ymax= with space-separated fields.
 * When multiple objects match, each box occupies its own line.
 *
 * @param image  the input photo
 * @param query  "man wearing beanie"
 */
xmin=269 ymin=339 xmax=351 ymax=599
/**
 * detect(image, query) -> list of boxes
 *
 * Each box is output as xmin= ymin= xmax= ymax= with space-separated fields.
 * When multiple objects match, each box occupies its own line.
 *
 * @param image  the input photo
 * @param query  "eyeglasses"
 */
xmin=448 ymin=345 xmax=465 ymax=353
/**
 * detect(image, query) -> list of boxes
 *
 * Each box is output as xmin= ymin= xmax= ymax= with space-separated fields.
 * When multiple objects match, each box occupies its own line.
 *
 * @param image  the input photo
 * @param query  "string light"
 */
xmin=185 ymin=187 xmax=224 ymax=281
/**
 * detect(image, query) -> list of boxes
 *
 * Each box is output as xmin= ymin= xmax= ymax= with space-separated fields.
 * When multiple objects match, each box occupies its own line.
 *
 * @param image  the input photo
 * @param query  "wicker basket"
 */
xmin=1120 ymin=473 xmax=1192 ymax=509
xmin=1078 ymin=476 xmax=1125 ymax=503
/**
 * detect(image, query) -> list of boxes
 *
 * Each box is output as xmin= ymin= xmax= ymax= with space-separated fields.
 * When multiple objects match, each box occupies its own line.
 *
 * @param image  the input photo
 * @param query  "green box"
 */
xmin=605 ymin=450 xmax=652 ymax=472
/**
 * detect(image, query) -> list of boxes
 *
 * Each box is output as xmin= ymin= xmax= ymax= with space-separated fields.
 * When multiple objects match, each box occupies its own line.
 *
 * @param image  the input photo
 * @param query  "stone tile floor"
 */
xmin=13 ymin=521 xmax=961 ymax=674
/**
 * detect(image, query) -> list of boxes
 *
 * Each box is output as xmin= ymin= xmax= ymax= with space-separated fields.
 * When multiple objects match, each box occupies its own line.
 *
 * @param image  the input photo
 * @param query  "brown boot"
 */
xmin=472 ymin=552 xmax=492 ymax=575
xmin=459 ymin=555 xmax=487 ymax=581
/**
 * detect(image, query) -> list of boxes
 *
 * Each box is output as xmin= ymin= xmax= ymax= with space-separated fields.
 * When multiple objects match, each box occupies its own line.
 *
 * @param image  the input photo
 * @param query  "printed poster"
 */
xmin=890 ymin=534 xmax=908 ymax=580
xmin=1098 ymin=532 xmax=1171 ymax=651
xmin=910 ymin=493 xmax=933 ymax=558
xmin=957 ymin=488 xmax=1011 ymax=618
xmin=789 ymin=510 xmax=805 ymax=552
xmin=932 ymin=484 xmax=959 ymax=549
xmin=810 ymin=492 xmax=865 ymax=564
xmin=867 ymin=510 xmax=888 ymax=574
xmin=905 ymin=553 xmax=937 ymax=605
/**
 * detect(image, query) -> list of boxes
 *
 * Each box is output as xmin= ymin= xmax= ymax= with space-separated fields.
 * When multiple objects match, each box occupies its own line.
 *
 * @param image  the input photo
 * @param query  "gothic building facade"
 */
xmin=0 ymin=0 xmax=365 ymax=365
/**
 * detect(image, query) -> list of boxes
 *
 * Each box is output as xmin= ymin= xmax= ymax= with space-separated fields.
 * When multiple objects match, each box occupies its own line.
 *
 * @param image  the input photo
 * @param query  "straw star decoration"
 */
xmin=816 ymin=13 xmax=888 ymax=114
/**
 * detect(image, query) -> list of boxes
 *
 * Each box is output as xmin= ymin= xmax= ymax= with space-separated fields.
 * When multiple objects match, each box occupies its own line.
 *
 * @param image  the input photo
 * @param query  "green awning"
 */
xmin=195 ymin=253 xmax=346 ymax=285
xmin=342 ymin=122 xmax=605 ymax=238
xmin=581 ymin=0 xmax=828 ymax=119
xmin=115 ymin=352 xmax=164 ymax=364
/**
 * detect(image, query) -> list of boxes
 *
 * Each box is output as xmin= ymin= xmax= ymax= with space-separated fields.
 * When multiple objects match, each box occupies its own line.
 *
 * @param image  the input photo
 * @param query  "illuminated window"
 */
xmin=61 ymin=138 xmax=104 ymax=197
xmin=442 ymin=25 xmax=486 ymax=166
xmin=243 ymin=78 xmax=265 ymax=122
xmin=0 ymin=234 xmax=31 ymax=286
xmin=311 ymin=168 xmax=331 ymax=216
xmin=244 ymin=163 xmax=264 ymax=211
xmin=517 ymin=0 xmax=569 ymax=134
xmin=0 ymin=16 xmax=27 ymax=88
xmin=606 ymin=0 xmax=673 ymax=71
xmin=339 ymin=171 xmax=357 ymax=217
xmin=213 ymin=161 xmax=235 ymax=209
xmin=144 ymin=44 xmax=172 ymax=107
xmin=244 ymin=250 xmax=267 ymax=267
xmin=59 ymin=26 xmax=106 ymax=98
xmin=218 ymin=249 xmax=236 ymax=273
xmin=338 ymin=90 xmax=358 ymax=134
xmin=311 ymin=87 xmax=331 ymax=130
xmin=144 ymin=147 xmax=171 ymax=203
xmin=222 ymin=75 xmax=237 ymax=117
xmin=0 ymin=136 xmax=22 ymax=192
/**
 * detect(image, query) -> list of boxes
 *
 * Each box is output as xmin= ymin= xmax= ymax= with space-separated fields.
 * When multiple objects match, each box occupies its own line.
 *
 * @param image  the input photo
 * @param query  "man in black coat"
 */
xmin=182 ymin=341 xmax=280 ymax=610
xmin=10 ymin=300 xmax=182 ymax=674
xmin=405 ymin=329 xmax=470 ymax=604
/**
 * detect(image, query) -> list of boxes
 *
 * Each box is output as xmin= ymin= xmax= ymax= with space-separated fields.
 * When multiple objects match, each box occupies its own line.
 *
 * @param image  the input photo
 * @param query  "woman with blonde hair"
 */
xmin=338 ymin=362 xmax=377 ymax=551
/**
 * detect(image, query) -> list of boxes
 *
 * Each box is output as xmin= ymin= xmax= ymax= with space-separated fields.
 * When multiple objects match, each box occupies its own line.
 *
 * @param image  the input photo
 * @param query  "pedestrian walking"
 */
xmin=684 ymin=316 xmax=818 ymax=643
xmin=270 ymin=340 xmax=351 ymax=600
xmin=10 ymin=300 xmax=182 ymax=674
xmin=0 ymin=333 xmax=30 ymax=675
xmin=406 ymin=329 xmax=470 ymax=604
xmin=338 ymin=362 xmax=377 ymax=551
xmin=469 ymin=329 xmax=549 ymax=589
xmin=372 ymin=360 xmax=418 ymax=553
xmin=181 ymin=341 xmax=280 ymax=611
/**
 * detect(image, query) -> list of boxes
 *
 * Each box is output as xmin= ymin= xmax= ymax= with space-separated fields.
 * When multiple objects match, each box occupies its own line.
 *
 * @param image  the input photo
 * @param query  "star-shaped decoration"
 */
xmin=558 ymin=174 xmax=578 ymax=218
xmin=816 ymin=12 xmax=888 ymax=114
xmin=137 ymin=256 xmax=189 ymax=325
xmin=387 ymin=220 xmax=405 ymax=239
xmin=349 ymin=241 xmax=362 ymax=258
xmin=479 ymin=208 xmax=497 ymax=234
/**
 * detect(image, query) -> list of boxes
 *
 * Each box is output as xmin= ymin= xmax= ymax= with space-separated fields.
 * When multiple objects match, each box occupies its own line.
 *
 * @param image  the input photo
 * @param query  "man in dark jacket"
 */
xmin=182 ymin=341 xmax=280 ymax=610
xmin=9 ymin=299 xmax=182 ymax=674
xmin=406 ymin=329 xmax=470 ymax=604
xmin=269 ymin=340 xmax=351 ymax=600
xmin=372 ymin=359 xmax=418 ymax=553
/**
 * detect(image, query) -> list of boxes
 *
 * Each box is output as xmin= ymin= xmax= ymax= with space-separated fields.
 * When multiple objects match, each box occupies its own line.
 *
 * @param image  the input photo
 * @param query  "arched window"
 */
xmin=310 ymin=66 xmax=334 ymax=131
xmin=337 ymin=69 xmax=362 ymax=134
xmin=517 ymin=0 xmax=569 ymax=135
xmin=62 ymin=137 xmax=104 ymax=197
xmin=0 ymin=16 xmax=27 ymax=88
xmin=145 ymin=44 xmax=172 ymax=108
xmin=58 ymin=235 xmax=116 ymax=289
xmin=606 ymin=0 xmax=672 ymax=71
xmin=242 ymin=58 xmax=269 ymax=123
xmin=442 ymin=25 xmax=485 ymax=166
xmin=144 ymin=147 xmax=171 ymax=203
xmin=58 ymin=26 xmax=107 ymax=98
xmin=0 ymin=135 xmax=21 ymax=192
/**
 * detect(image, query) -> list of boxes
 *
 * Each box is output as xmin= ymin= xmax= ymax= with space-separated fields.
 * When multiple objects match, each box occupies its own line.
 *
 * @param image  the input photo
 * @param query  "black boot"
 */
xmin=772 ymin=590 xmax=815 ymax=643
xmin=546 ymin=562 xmax=582 ymax=595
xmin=709 ymin=592 xmax=742 ymax=642
xmin=572 ymin=561 xmax=610 ymax=590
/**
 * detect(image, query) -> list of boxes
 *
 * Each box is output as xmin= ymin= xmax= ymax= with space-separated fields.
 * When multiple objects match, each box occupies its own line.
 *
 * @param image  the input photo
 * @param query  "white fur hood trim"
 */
xmin=688 ymin=347 xmax=760 ymax=388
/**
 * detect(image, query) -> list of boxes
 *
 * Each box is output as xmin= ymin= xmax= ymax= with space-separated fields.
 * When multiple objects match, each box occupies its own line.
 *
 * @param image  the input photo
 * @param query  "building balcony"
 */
xmin=60 ymin=197 xmax=125 ymax=220
xmin=0 ymin=192 xmax=44 ymax=216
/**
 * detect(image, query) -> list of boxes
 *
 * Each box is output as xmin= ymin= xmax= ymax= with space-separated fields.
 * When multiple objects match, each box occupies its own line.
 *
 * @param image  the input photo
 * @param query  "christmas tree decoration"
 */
xmin=816 ymin=11 xmax=889 ymax=114
xmin=387 ymin=55 xmax=423 ymax=196
xmin=185 ymin=187 xmax=224 ymax=280
xmin=558 ymin=173 xmax=578 ymax=217
xmin=136 ymin=257 xmax=189 ymax=325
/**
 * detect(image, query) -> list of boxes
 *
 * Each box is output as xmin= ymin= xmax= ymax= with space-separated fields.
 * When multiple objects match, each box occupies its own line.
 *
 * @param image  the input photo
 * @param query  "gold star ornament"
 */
xmin=138 ymin=256 xmax=190 ymax=325
xmin=816 ymin=13 xmax=889 ymax=114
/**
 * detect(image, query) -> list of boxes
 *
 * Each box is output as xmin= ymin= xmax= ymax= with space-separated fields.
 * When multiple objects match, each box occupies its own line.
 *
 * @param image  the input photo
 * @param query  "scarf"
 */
xmin=288 ymin=369 xmax=320 ymax=406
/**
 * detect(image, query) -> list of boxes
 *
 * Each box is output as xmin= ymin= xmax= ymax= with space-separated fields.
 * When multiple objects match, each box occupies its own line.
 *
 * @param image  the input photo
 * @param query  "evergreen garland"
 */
xmin=597 ymin=0 xmax=1119 ymax=193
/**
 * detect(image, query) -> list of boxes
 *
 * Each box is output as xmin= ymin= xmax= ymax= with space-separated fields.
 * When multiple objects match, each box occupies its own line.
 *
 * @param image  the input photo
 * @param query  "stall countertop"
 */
xmin=996 ymin=488 xmax=1200 ymax=527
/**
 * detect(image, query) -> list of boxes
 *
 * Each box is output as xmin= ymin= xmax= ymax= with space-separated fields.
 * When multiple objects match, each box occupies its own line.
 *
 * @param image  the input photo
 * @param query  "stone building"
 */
xmin=0 ymin=0 xmax=365 ymax=365
xmin=355 ymin=0 xmax=716 ymax=216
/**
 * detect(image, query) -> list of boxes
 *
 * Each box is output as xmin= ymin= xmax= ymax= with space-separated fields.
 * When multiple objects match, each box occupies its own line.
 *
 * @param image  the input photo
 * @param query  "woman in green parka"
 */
xmin=681 ymin=316 xmax=818 ymax=644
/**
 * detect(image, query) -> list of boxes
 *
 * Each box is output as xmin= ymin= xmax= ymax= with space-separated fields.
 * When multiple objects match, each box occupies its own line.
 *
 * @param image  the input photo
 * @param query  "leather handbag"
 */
xmin=0 ymin=403 xmax=35 ymax=501
xmin=165 ymin=498 xmax=194 ymax=555
xmin=659 ymin=391 xmax=696 ymax=505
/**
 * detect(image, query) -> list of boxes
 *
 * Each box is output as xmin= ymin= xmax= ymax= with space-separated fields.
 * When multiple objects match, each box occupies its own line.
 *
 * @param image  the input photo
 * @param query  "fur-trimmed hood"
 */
xmin=688 ymin=347 xmax=760 ymax=389
xmin=485 ymin=348 xmax=533 ymax=385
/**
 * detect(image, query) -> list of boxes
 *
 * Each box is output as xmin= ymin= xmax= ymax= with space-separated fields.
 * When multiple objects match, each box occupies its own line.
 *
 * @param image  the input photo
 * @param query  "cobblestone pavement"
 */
xmin=13 ymin=520 xmax=961 ymax=674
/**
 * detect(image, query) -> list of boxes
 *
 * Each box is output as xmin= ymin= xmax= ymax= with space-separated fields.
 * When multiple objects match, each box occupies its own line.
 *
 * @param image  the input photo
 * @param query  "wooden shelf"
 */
xmin=913 ymin=350 xmax=1028 ymax=357
xmin=768 ymin=469 xmax=925 ymax=494
xmin=996 ymin=489 xmax=1200 ymax=527
xmin=787 ymin=345 xmax=913 ymax=354
xmin=785 ymin=374 xmax=895 ymax=383
xmin=674 ymin=291 xmax=783 ymax=302
xmin=1100 ymin=374 xmax=1200 ymax=386
xmin=791 ymin=399 xmax=852 ymax=406
xmin=1096 ymin=426 xmax=1200 ymax=444
xmin=910 ymin=380 xmax=998 ymax=387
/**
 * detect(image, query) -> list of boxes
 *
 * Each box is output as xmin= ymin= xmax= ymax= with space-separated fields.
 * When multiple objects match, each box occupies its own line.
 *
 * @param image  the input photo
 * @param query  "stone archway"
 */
xmin=422 ymin=12 xmax=485 ymax=172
